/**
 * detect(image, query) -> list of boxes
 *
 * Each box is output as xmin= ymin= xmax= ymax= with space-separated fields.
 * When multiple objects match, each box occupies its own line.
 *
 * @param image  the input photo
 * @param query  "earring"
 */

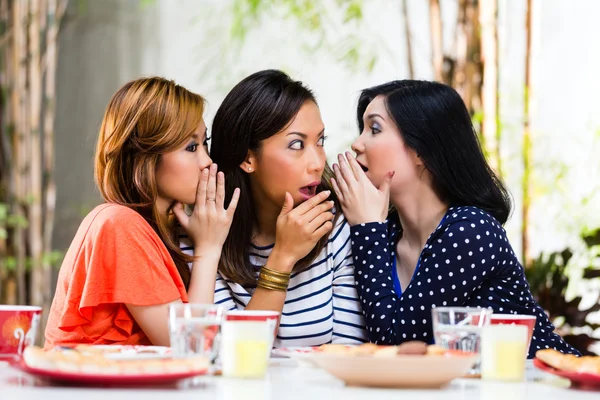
xmin=248 ymin=167 xmax=253 ymax=172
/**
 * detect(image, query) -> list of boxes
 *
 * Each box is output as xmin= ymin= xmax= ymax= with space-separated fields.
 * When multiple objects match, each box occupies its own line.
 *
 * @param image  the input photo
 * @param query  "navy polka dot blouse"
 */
xmin=351 ymin=205 xmax=580 ymax=359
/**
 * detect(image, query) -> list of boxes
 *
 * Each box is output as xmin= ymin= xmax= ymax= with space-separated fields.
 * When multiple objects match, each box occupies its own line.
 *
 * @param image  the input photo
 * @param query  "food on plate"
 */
xmin=536 ymin=349 xmax=600 ymax=375
xmin=397 ymin=341 xmax=428 ymax=355
xmin=22 ymin=346 xmax=208 ymax=375
xmin=315 ymin=341 xmax=454 ymax=357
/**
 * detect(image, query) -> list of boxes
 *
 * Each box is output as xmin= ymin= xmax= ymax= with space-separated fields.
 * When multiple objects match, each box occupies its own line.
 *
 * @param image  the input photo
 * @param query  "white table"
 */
xmin=0 ymin=359 xmax=597 ymax=400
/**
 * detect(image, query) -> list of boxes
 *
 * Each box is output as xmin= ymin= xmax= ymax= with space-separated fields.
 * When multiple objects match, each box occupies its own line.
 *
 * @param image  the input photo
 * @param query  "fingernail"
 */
xmin=324 ymin=190 xmax=331 ymax=195
xmin=389 ymin=171 xmax=396 ymax=177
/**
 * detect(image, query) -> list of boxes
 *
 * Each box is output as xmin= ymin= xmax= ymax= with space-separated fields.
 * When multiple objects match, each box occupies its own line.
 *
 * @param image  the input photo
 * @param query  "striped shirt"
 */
xmin=181 ymin=214 xmax=367 ymax=348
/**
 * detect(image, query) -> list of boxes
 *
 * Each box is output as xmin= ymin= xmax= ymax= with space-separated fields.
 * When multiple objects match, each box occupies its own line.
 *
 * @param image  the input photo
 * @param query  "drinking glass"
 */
xmin=431 ymin=306 xmax=492 ymax=376
xmin=168 ymin=303 xmax=224 ymax=363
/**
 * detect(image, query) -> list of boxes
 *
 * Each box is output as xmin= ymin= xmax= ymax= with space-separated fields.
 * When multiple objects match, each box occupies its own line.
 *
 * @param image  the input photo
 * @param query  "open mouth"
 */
xmin=299 ymin=183 xmax=319 ymax=197
xmin=357 ymin=160 xmax=369 ymax=172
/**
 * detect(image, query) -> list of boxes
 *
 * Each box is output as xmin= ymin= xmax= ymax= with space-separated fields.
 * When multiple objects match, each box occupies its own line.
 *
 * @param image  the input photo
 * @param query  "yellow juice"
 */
xmin=485 ymin=341 xmax=527 ymax=381
xmin=233 ymin=340 xmax=269 ymax=378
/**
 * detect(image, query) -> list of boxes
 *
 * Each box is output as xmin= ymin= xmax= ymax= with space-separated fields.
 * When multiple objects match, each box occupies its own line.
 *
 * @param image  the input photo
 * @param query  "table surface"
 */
xmin=1 ymin=358 xmax=598 ymax=400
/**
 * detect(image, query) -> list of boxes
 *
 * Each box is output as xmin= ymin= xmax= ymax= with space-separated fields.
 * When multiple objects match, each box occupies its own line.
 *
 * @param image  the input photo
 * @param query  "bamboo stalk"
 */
xmin=429 ymin=0 xmax=443 ymax=82
xmin=480 ymin=0 xmax=500 ymax=171
xmin=494 ymin=0 xmax=502 ymax=178
xmin=0 ymin=0 xmax=6 ymax=305
xmin=402 ymin=0 xmax=414 ymax=79
xmin=29 ymin=0 xmax=45 ymax=307
xmin=12 ymin=0 xmax=28 ymax=305
xmin=522 ymin=0 xmax=533 ymax=266
xmin=42 ymin=0 xmax=65 ymax=314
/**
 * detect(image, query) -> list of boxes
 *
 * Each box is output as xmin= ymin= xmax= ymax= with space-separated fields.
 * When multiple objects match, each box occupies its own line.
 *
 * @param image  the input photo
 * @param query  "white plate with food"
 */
xmin=277 ymin=342 xmax=478 ymax=388
xmin=12 ymin=346 xmax=207 ymax=385
xmin=72 ymin=345 xmax=172 ymax=360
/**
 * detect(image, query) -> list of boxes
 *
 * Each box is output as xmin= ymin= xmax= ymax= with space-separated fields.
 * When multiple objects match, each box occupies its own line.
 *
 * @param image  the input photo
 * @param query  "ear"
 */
xmin=411 ymin=149 xmax=424 ymax=167
xmin=239 ymin=150 xmax=257 ymax=173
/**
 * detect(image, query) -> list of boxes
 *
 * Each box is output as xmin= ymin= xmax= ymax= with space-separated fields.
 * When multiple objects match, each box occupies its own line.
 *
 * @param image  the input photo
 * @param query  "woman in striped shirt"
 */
xmin=183 ymin=70 xmax=366 ymax=347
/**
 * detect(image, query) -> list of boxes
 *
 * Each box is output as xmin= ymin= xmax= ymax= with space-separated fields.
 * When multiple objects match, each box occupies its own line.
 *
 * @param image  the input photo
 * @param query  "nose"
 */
xmin=307 ymin=146 xmax=326 ymax=174
xmin=199 ymin=150 xmax=212 ymax=170
xmin=351 ymin=135 xmax=364 ymax=155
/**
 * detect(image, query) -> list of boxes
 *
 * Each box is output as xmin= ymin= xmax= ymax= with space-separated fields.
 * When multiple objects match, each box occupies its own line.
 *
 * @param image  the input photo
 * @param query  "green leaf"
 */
xmin=5 ymin=257 xmax=16 ymax=271
xmin=344 ymin=2 xmax=363 ymax=23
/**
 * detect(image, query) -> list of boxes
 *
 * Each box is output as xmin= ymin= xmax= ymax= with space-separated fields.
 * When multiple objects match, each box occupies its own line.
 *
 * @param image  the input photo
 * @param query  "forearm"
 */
xmin=245 ymin=249 xmax=294 ymax=313
xmin=187 ymin=248 xmax=221 ymax=304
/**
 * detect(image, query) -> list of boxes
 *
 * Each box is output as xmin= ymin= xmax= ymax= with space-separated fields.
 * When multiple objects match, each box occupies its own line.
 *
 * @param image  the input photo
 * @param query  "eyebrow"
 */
xmin=287 ymin=129 xmax=325 ymax=139
xmin=366 ymin=113 xmax=384 ymax=120
xmin=190 ymin=128 xmax=208 ymax=140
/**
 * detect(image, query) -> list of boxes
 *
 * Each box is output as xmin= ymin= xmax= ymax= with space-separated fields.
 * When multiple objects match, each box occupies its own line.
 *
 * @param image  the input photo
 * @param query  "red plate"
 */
xmin=9 ymin=359 xmax=208 ymax=386
xmin=534 ymin=357 xmax=600 ymax=389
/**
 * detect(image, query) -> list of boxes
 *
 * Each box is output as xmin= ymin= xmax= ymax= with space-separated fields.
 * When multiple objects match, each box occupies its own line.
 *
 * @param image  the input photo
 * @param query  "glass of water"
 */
xmin=431 ymin=306 xmax=492 ymax=376
xmin=168 ymin=303 xmax=224 ymax=363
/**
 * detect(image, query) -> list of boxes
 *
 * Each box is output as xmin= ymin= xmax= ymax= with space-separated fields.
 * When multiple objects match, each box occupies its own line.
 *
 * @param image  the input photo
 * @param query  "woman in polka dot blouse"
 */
xmin=330 ymin=80 xmax=579 ymax=358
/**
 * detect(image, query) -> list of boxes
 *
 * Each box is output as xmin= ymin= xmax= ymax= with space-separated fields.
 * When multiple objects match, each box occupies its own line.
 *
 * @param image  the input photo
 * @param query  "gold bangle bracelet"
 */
xmin=258 ymin=273 xmax=289 ymax=285
xmin=257 ymin=279 xmax=288 ymax=292
xmin=260 ymin=266 xmax=291 ymax=279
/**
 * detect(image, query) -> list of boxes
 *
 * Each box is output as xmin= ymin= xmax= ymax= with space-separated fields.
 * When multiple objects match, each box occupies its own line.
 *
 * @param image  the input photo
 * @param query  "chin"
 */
xmin=292 ymin=194 xmax=309 ymax=206
xmin=365 ymin=171 xmax=381 ymax=187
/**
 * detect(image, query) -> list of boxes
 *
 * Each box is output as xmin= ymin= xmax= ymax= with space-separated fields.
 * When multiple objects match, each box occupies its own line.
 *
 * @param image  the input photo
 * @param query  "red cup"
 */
xmin=490 ymin=314 xmax=536 ymax=348
xmin=225 ymin=310 xmax=280 ymax=338
xmin=0 ymin=305 xmax=42 ymax=361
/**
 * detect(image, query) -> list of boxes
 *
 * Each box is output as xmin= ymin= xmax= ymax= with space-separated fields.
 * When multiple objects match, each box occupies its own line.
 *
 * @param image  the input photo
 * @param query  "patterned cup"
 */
xmin=490 ymin=314 xmax=536 ymax=351
xmin=0 ymin=305 xmax=42 ymax=361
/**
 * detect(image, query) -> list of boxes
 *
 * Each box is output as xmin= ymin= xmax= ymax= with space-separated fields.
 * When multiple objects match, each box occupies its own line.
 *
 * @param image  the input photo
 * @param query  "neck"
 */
xmin=390 ymin=183 xmax=449 ymax=250
xmin=251 ymin=186 xmax=280 ymax=246
xmin=154 ymin=198 xmax=175 ymax=232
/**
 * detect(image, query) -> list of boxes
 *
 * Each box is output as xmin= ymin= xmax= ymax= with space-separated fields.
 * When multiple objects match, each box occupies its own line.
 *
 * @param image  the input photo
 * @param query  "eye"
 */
xmin=186 ymin=142 xmax=199 ymax=152
xmin=370 ymin=123 xmax=381 ymax=134
xmin=203 ymin=135 xmax=211 ymax=148
xmin=318 ymin=135 xmax=327 ymax=146
xmin=289 ymin=140 xmax=304 ymax=150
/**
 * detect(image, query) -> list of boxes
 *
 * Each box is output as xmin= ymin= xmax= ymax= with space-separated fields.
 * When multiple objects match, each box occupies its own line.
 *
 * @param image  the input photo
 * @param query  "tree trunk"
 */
xmin=522 ymin=0 xmax=533 ymax=266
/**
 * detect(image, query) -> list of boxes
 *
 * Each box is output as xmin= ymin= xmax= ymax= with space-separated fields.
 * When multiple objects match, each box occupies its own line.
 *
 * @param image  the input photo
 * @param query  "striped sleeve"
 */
xmin=330 ymin=216 xmax=367 ymax=344
xmin=214 ymin=273 xmax=237 ymax=311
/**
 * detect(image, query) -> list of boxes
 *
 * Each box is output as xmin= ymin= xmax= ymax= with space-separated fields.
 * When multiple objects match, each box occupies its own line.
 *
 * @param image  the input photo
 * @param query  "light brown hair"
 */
xmin=94 ymin=77 xmax=205 ymax=288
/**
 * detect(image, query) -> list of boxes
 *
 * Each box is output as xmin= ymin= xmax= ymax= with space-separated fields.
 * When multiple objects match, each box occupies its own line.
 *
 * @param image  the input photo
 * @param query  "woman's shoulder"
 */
xmin=430 ymin=206 xmax=510 ymax=245
xmin=443 ymin=206 xmax=505 ymax=234
xmin=83 ymin=203 xmax=153 ymax=237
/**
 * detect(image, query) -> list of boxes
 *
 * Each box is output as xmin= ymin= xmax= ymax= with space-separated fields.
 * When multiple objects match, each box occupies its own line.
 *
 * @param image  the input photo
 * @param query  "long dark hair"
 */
xmin=357 ymin=80 xmax=511 ymax=224
xmin=211 ymin=69 xmax=339 ymax=285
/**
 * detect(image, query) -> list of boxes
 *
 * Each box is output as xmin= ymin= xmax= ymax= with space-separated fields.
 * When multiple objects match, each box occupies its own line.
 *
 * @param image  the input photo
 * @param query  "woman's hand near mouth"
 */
xmin=331 ymin=152 xmax=394 ymax=226
xmin=269 ymin=190 xmax=335 ymax=272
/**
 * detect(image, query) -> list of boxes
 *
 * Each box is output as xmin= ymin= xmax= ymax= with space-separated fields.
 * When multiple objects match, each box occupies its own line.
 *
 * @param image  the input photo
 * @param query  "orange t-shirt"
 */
xmin=44 ymin=203 xmax=188 ymax=349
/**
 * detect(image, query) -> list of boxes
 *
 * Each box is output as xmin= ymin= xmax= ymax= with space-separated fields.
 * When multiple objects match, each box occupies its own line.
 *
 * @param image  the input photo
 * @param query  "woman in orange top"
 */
xmin=44 ymin=77 xmax=240 ymax=348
